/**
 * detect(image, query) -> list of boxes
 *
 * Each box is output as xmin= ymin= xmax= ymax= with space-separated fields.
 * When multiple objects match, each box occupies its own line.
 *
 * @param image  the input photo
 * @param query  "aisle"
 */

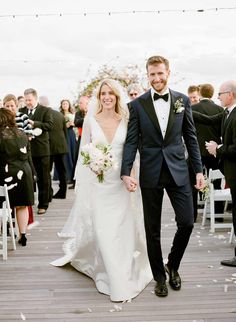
xmin=0 ymin=186 xmax=235 ymax=322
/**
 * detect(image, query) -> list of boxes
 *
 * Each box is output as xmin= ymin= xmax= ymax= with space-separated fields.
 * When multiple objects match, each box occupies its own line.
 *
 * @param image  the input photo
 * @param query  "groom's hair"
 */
xmin=146 ymin=55 xmax=169 ymax=70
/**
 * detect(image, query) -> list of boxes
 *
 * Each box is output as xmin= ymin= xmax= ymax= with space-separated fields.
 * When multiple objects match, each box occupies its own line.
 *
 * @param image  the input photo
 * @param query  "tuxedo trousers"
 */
xmin=33 ymin=156 xmax=50 ymax=209
xmin=141 ymin=160 xmax=194 ymax=283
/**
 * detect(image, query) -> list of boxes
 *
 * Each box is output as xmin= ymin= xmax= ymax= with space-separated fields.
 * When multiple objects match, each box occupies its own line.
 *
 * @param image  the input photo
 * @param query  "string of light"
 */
xmin=0 ymin=7 xmax=236 ymax=18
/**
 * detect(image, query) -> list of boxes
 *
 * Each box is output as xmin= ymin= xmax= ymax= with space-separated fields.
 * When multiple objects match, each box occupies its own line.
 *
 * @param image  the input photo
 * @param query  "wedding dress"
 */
xmin=51 ymin=116 xmax=152 ymax=302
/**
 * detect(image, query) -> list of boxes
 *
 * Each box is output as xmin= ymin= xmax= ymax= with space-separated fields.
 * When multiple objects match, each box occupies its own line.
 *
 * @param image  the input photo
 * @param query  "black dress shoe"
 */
xmin=53 ymin=193 xmax=66 ymax=199
xmin=154 ymin=281 xmax=168 ymax=297
xmin=220 ymin=257 xmax=236 ymax=267
xmin=165 ymin=264 xmax=181 ymax=290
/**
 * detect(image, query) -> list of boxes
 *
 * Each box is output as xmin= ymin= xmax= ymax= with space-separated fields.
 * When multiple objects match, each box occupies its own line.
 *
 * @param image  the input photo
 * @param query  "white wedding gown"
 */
xmin=51 ymin=116 xmax=152 ymax=302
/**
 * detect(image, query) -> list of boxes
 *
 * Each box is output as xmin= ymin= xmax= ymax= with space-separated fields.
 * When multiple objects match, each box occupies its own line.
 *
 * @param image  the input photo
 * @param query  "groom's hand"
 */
xmin=195 ymin=173 xmax=205 ymax=190
xmin=122 ymin=175 xmax=137 ymax=192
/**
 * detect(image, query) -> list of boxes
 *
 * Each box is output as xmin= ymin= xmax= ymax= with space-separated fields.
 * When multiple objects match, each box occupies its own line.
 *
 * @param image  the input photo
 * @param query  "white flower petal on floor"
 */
xmin=5 ymin=164 xmax=8 ymax=172
xmin=20 ymin=312 xmax=26 ymax=320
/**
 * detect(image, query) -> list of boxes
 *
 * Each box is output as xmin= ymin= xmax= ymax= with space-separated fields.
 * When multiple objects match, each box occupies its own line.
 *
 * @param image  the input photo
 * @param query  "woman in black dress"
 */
xmin=0 ymin=108 xmax=34 ymax=246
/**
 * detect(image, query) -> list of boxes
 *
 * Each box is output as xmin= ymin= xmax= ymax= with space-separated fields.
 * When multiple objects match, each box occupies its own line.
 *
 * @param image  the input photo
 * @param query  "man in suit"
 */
xmin=20 ymin=88 xmax=53 ymax=215
xmin=200 ymin=80 xmax=236 ymax=267
xmin=121 ymin=55 xmax=204 ymax=297
xmin=187 ymin=85 xmax=200 ymax=105
xmin=49 ymin=109 xmax=68 ymax=199
xmin=191 ymin=84 xmax=224 ymax=220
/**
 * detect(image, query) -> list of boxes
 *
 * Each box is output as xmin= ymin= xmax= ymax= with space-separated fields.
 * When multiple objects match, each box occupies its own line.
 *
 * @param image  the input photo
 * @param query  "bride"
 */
xmin=51 ymin=79 xmax=152 ymax=302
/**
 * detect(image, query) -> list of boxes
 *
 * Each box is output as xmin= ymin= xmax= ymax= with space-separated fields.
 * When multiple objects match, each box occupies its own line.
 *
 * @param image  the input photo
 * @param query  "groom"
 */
xmin=121 ymin=55 xmax=204 ymax=297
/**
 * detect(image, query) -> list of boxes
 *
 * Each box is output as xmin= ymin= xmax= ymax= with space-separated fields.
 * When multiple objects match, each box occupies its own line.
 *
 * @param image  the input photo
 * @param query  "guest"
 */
xmin=127 ymin=83 xmax=144 ymax=101
xmin=59 ymin=99 xmax=77 ymax=185
xmin=193 ymin=80 xmax=236 ymax=267
xmin=17 ymin=96 xmax=25 ymax=109
xmin=191 ymin=84 xmax=224 ymax=220
xmin=51 ymin=79 xmax=152 ymax=302
xmin=0 ymin=108 xmax=34 ymax=246
xmin=49 ymin=108 xmax=68 ymax=199
xmin=121 ymin=55 xmax=204 ymax=297
xmin=70 ymin=96 xmax=90 ymax=189
xmin=3 ymin=94 xmax=36 ymax=226
xmin=188 ymin=85 xmax=200 ymax=105
xmin=20 ymin=88 xmax=53 ymax=215
xmin=39 ymin=96 xmax=50 ymax=107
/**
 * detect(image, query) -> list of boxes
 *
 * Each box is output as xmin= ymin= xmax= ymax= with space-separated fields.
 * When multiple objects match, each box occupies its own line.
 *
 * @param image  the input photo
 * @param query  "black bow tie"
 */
xmin=153 ymin=92 xmax=169 ymax=102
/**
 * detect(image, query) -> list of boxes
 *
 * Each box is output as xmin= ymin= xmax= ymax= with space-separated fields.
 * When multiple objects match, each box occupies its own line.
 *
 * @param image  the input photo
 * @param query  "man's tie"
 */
xmin=223 ymin=108 xmax=229 ymax=125
xmin=28 ymin=109 xmax=33 ymax=119
xmin=153 ymin=93 xmax=169 ymax=102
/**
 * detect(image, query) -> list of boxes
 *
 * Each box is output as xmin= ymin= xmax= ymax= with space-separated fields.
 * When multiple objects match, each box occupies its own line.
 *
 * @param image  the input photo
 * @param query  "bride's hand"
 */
xmin=122 ymin=176 xmax=137 ymax=192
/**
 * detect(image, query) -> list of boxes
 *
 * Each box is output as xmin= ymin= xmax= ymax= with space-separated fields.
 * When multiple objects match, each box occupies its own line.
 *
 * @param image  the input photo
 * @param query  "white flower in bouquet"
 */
xmin=80 ymin=143 xmax=117 ymax=183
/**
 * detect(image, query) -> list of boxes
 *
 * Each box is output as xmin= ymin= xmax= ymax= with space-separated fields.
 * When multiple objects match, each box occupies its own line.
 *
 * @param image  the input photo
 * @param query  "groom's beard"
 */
xmin=151 ymin=78 xmax=168 ymax=93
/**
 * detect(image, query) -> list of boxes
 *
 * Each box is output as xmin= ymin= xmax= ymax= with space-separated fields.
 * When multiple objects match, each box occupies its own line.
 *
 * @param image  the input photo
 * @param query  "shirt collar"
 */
xmin=151 ymin=87 xmax=169 ymax=98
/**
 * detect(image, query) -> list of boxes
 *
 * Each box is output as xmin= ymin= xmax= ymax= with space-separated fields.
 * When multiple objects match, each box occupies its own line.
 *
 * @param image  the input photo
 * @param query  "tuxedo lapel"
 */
xmin=139 ymin=90 xmax=162 ymax=136
xmin=222 ymin=107 xmax=236 ymax=136
xmin=164 ymin=90 xmax=178 ymax=142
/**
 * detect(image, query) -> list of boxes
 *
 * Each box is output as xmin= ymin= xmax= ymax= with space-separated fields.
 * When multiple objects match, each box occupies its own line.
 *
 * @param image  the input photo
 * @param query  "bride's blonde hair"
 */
xmin=94 ymin=78 xmax=129 ymax=121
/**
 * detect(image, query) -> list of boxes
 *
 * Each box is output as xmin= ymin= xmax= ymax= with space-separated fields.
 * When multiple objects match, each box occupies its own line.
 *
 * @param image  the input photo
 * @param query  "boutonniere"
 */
xmin=174 ymin=97 xmax=185 ymax=114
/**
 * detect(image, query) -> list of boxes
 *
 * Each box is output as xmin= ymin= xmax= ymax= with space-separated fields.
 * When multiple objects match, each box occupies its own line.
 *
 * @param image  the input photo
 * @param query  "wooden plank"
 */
xmin=0 ymin=186 xmax=235 ymax=321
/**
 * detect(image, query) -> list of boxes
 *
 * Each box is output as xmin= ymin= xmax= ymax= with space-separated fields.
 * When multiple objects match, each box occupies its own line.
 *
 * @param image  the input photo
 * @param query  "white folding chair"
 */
xmin=0 ymin=185 xmax=16 ymax=260
xmin=229 ymin=225 xmax=235 ymax=244
xmin=201 ymin=169 xmax=232 ymax=233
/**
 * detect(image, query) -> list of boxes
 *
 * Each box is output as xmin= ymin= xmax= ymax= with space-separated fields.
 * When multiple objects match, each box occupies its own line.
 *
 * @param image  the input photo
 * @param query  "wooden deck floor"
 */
xmin=0 ymin=183 xmax=236 ymax=322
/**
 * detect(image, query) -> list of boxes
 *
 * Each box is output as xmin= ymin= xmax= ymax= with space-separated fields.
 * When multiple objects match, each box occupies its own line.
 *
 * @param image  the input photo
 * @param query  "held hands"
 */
xmin=195 ymin=173 xmax=205 ymax=190
xmin=122 ymin=175 xmax=137 ymax=192
xmin=205 ymin=140 xmax=218 ymax=156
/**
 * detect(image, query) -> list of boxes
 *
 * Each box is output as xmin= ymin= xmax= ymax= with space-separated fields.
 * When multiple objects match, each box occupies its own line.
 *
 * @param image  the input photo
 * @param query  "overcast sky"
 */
xmin=0 ymin=0 xmax=235 ymax=107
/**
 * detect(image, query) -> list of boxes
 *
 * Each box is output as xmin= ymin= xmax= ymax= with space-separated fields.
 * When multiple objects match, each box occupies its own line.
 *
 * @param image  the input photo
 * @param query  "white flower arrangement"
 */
xmin=174 ymin=98 xmax=185 ymax=114
xmin=80 ymin=143 xmax=117 ymax=183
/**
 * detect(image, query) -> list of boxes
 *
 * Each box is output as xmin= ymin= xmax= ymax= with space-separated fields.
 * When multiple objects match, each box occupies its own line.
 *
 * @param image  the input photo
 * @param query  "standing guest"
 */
xmin=193 ymin=80 xmax=236 ymax=267
xmin=191 ymin=84 xmax=224 ymax=220
xmin=3 ymin=94 xmax=37 ymax=226
xmin=127 ymin=83 xmax=144 ymax=101
xmin=0 ymin=108 xmax=34 ymax=246
xmin=51 ymin=79 xmax=152 ymax=302
xmin=59 ymin=99 xmax=77 ymax=185
xmin=17 ymin=96 xmax=25 ymax=109
xmin=188 ymin=85 xmax=200 ymax=105
xmin=39 ymin=96 xmax=50 ymax=107
xmin=121 ymin=55 xmax=204 ymax=297
xmin=49 ymin=108 xmax=68 ymax=199
xmin=70 ymin=96 xmax=90 ymax=189
xmin=20 ymin=88 xmax=53 ymax=215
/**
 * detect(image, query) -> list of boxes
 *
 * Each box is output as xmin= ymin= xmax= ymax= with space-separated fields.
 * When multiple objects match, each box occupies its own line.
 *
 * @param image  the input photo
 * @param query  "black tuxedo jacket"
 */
xmin=191 ymin=99 xmax=223 ymax=156
xmin=193 ymin=108 xmax=236 ymax=187
xmin=121 ymin=89 xmax=202 ymax=188
xmin=49 ymin=109 xmax=68 ymax=155
xmin=20 ymin=104 xmax=53 ymax=157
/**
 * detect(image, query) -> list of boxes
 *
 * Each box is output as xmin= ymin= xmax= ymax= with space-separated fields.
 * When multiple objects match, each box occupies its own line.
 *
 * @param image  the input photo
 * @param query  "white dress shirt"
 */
xmin=151 ymin=88 xmax=170 ymax=139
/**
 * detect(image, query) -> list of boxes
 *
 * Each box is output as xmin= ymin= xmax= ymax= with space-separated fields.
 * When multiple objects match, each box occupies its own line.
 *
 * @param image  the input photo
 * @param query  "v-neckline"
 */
xmin=93 ymin=117 xmax=122 ymax=145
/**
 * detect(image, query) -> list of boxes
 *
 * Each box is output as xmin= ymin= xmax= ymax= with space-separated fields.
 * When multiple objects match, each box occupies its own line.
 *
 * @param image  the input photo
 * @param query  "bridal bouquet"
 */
xmin=80 ymin=143 xmax=117 ymax=183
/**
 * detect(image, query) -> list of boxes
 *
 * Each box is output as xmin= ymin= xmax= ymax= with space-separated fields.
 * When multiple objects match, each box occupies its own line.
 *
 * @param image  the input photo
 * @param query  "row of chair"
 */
xmin=0 ymin=185 xmax=16 ymax=260
xmin=200 ymin=169 xmax=234 ymax=242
